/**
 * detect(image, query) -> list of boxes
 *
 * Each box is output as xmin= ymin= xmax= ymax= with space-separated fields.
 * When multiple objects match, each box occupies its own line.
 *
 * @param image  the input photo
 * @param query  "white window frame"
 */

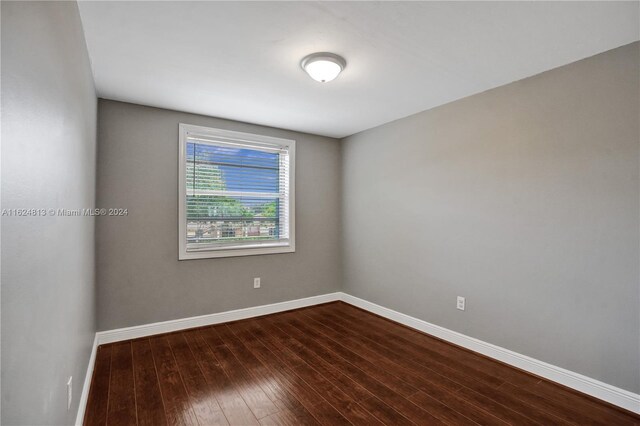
xmin=178 ymin=123 xmax=295 ymax=260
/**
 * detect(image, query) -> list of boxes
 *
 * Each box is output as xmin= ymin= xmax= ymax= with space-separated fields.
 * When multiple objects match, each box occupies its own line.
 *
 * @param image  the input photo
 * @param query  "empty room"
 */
xmin=2 ymin=1 xmax=639 ymax=425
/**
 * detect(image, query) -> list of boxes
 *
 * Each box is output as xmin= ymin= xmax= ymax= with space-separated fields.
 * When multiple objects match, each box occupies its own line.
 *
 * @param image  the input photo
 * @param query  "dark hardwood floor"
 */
xmin=84 ymin=302 xmax=639 ymax=425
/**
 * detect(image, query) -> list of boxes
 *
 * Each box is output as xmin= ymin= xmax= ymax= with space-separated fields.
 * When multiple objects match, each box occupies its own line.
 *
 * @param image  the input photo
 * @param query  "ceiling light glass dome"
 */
xmin=301 ymin=52 xmax=346 ymax=83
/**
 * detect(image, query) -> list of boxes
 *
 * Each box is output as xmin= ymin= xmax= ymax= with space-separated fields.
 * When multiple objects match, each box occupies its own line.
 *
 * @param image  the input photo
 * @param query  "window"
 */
xmin=179 ymin=124 xmax=295 ymax=259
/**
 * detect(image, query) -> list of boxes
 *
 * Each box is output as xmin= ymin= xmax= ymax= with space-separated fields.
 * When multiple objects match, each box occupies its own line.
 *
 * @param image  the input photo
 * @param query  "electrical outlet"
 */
xmin=253 ymin=277 xmax=261 ymax=289
xmin=67 ymin=376 xmax=73 ymax=410
xmin=457 ymin=296 xmax=465 ymax=311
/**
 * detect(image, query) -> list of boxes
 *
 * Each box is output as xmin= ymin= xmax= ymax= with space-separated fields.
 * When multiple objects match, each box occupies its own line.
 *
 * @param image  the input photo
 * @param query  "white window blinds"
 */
xmin=179 ymin=124 xmax=295 ymax=259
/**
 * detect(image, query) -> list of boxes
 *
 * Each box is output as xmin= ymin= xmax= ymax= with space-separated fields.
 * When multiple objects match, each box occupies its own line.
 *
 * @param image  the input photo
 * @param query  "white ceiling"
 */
xmin=78 ymin=1 xmax=639 ymax=138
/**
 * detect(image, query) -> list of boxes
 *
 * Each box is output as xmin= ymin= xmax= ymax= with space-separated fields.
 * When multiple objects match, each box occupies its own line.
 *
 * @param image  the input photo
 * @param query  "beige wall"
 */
xmin=1 ymin=2 xmax=97 ymax=424
xmin=96 ymin=100 xmax=342 ymax=330
xmin=341 ymin=42 xmax=640 ymax=393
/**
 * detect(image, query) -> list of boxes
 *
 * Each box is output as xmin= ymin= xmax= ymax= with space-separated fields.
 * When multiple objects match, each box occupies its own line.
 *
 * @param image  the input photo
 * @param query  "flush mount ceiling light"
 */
xmin=300 ymin=52 xmax=346 ymax=83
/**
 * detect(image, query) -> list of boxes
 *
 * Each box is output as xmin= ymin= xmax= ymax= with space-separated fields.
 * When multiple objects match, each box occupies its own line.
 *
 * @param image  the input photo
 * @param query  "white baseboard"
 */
xmin=340 ymin=293 xmax=640 ymax=414
xmin=96 ymin=292 xmax=341 ymax=345
xmin=75 ymin=334 xmax=98 ymax=426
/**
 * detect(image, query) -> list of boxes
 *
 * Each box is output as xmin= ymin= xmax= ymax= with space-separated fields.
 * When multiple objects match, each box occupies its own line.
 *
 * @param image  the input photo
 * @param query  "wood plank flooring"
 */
xmin=84 ymin=302 xmax=640 ymax=425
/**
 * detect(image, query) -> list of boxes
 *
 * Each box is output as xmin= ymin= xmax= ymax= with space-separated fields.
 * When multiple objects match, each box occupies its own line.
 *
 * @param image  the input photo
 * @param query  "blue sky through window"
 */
xmin=187 ymin=142 xmax=279 ymax=193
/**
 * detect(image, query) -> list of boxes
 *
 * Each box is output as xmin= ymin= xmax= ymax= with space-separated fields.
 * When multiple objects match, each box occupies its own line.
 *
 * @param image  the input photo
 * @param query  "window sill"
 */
xmin=178 ymin=243 xmax=295 ymax=260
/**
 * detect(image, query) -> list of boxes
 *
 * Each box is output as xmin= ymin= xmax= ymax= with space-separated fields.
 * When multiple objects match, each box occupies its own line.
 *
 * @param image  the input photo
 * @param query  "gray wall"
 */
xmin=96 ymin=100 xmax=341 ymax=330
xmin=341 ymin=42 xmax=640 ymax=393
xmin=1 ymin=2 xmax=97 ymax=425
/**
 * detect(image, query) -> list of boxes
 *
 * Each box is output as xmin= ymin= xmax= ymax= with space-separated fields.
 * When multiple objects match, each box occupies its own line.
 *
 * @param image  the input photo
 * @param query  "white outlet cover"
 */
xmin=67 ymin=376 xmax=73 ymax=410
xmin=457 ymin=296 xmax=466 ymax=311
xmin=253 ymin=277 xmax=261 ymax=288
